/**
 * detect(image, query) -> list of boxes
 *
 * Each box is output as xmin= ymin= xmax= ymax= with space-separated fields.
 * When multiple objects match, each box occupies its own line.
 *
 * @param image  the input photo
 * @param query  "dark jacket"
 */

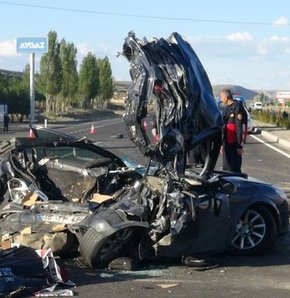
xmin=222 ymin=100 xmax=246 ymax=149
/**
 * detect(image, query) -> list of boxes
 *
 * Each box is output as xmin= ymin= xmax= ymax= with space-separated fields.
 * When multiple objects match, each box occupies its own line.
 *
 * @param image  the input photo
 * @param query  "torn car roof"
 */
xmin=122 ymin=32 xmax=222 ymax=175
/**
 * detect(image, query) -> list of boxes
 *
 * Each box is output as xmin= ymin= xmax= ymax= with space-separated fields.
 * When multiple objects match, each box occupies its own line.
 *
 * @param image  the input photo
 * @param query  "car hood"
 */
xmin=222 ymin=175 xmax=286 ymax=199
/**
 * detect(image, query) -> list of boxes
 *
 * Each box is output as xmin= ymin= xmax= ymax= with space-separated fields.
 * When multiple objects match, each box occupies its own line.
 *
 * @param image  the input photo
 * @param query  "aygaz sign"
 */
xmin=16 ymin=37 xmax=48 ymax=54
xmin=16 ymin=37 xmax=48 ymax=124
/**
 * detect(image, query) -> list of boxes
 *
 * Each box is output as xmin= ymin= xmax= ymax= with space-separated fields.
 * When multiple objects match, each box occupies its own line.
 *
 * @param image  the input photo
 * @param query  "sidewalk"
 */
xmin=252 ymin=120 xmax=290 ymax=149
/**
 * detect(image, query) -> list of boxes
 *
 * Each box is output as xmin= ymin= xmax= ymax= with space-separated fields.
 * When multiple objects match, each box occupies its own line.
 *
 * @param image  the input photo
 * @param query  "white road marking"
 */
xmin=250 ymin=134 xmax=290 ymax=159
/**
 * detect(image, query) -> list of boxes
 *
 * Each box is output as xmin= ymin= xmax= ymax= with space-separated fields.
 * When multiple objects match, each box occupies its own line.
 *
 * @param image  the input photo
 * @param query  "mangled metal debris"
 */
xmin=0 ymin=246 xmax=75 ymax=296
xmin=122 ymin=31 xmax=223 ymax=176
xmin=0 ymin=201 xmax=88 ymax=255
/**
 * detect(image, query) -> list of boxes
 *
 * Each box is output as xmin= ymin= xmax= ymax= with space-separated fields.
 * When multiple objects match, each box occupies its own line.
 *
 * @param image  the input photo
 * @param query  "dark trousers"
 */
xmin=223 ymin=143 xmax=242 ymax=173
xmin=187 ymin=146 xmax=205 ymax=166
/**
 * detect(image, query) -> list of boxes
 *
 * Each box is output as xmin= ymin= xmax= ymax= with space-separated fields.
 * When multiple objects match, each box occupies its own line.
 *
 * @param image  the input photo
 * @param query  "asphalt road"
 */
xmin=54 ymin=117 xmax=290 ymax=191
xmin=2 ymin=118 xmax=290 ymax=297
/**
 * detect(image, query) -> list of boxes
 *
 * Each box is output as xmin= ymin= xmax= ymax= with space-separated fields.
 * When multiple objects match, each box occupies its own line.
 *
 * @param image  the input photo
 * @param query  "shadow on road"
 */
xmin=66 ymin=230 xmax=290 ymax=289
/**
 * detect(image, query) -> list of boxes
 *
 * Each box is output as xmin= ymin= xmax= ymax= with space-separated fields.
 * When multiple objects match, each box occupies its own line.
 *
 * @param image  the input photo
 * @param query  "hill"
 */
xmin=212 ymin=85 xmax=259 ymax=100
xmin=114 ymin=81 xmax=260 ymax=101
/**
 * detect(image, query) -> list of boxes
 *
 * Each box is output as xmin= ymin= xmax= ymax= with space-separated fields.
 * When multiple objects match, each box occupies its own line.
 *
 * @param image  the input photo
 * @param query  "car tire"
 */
xmin=230 ymin=205 xmax=277 ymax=256
xmin=79 ymin=226 xmax=139 ymax=269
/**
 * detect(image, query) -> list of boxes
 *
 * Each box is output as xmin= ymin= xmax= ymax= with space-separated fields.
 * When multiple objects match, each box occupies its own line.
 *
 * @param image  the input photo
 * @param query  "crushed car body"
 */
xmin=122 ymin=31 xmax=223 ymax=176
xmin=0 ymin=135 xmax=142 ymax=255
xmin=74 ymin=32 xmax=287 ymax=267
xmin=0 ymin=32 xmax=288 ymax=271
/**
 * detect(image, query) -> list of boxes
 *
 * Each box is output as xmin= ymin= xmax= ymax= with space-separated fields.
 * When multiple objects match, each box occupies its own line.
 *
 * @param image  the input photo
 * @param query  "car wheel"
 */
xmin=230 ymin=205 xmax=277 ymax=255
xmin=79 ymin=226 xmax=139 ymax=269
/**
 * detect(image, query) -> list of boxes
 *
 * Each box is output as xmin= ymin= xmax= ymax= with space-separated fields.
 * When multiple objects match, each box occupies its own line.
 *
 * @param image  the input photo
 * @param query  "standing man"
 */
xmin=220 ymin=89 xmax=246 ymax=173
xmin=3 ymin=113 xmax=9 ymax=133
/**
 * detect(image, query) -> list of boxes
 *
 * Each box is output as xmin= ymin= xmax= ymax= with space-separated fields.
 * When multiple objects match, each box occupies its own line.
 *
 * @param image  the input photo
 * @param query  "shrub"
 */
xmin=270 ymin=113 xmax=276 ymax=124
xmin=252 ymin=109 xmax=290 ymax=129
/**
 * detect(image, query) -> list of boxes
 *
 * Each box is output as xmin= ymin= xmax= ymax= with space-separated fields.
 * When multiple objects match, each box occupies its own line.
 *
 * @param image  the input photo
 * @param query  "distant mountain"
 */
xmin=212 ymin=85 xmax=259 ymax=101
xmin=255 ymin=89 xmax=277 ymax=101
xmin=114 ymin=81 xmax=261 ymax=101
xmin=114 ymin=81 xmax=131 ymax=92
xmin=0 ymin=68 xmax=23 ymax=78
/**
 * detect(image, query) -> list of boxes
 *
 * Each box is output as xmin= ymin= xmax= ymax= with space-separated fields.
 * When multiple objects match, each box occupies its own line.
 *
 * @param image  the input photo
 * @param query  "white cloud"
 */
xmin=225 ymin=32 xmax=254 ymax=42
xmin=269 ymin=35 xmax=290 ymax=42
xmin=184 ymin=32 xmax=290 ymax=89
xmin=0 ymin=40 xmax=17 ymax=57
xmin=186 ymin=33 xmax=256 ymax=62
xmin=273 ymin=16 xmax=289 ymax=26
xmin=76 ymin=42 xmax=113 ymax=58
xmin=256 ymin=35 xmax=290 ymax=58
xmin=185 ymin=33 xmax=290 ymax=64
xmin=97 ymin=43 xmax=110 ymax=53
xmin=76 ymin=43 xmax=93 ymax=56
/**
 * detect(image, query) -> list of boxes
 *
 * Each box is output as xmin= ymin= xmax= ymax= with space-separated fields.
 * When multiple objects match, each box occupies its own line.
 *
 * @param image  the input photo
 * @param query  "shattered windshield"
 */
xmin=122 ymin=32 xmax=223 ymax=176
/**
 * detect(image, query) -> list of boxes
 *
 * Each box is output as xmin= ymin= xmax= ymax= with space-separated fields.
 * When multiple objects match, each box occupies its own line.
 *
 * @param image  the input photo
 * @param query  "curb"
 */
xmin=279 ymin=138 xmax=290 ymax=149
xmin=261 ymin=130 xmax=290 ymax=149
xmin=261 ymin=131 xmax=278 ymax=143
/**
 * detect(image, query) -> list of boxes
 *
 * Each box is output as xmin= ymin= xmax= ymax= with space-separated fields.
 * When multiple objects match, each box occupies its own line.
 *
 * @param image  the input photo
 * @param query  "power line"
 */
xmin=0 ymin=0 xmax=288 ymax=26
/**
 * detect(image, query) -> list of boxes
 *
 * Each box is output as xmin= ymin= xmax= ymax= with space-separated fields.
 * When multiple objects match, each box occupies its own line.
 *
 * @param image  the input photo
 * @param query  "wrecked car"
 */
xmin=0 ymin=131 xmax=143 ymax=254
xmin=76 ymin=32 xmax=288 ymax=268
xmin=0 ymin=32 xmax=288 ymax=270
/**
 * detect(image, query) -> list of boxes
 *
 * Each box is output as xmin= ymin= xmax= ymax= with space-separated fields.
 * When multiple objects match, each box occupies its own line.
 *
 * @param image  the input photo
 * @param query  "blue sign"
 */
xmin=16 ymin=37 xmax=48 ymax=54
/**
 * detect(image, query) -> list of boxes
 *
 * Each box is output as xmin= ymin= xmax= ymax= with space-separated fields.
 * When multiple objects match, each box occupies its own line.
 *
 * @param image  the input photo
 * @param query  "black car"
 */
xmin=0 ymin=32 xmax=288 ymax=270
xmin=0 ymin=126 xmax=288 ymax=269
xmin=75 ymin=32 xmax=288 ymax=268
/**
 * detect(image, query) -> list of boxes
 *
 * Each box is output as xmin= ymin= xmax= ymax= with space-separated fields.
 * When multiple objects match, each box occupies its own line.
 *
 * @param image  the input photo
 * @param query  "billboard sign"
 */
xmin=16 ymin=37 xmax=48 ymax=54
xmin=276 ymin=91 xmax=290 ymax=99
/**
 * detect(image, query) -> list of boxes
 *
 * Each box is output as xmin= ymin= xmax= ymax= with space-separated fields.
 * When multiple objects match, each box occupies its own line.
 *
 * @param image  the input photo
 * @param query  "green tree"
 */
xmin=97 ymin=56 xmax=114 ymax=109
xmin=22 ymin=64 xmax=30 ymax=90
xmin=259 ymin=92 xmax=265 ymax=103
xmin=78 ymin=52 xmax=99 ymax=109
xmin=5 ymin=74 xmax=29 ymax=118
xmin=0 ymin=67 xmax=30 ymax=120
xmin=39 ymin=31 xmax=63 ymax=114
xmin=0 ymin=73 xmax=9 ymax=100
xmin=59 ymin=39 xmax=79 ymax=111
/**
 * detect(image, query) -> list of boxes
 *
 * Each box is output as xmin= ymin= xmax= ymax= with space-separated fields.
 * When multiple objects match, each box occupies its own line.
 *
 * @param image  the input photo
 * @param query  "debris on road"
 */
xmin=0 ymin=246 xmax=75 ymax=297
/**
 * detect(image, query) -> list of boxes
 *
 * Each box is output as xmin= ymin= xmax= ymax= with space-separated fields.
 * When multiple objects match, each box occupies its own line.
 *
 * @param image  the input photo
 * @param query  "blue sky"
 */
xmin=0 ymin=0 xmax=290 ymax=90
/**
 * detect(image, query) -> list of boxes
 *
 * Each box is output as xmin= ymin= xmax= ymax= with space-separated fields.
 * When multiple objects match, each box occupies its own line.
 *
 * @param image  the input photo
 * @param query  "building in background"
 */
xmin=276 ymin=91 xmax=290 ymax=109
